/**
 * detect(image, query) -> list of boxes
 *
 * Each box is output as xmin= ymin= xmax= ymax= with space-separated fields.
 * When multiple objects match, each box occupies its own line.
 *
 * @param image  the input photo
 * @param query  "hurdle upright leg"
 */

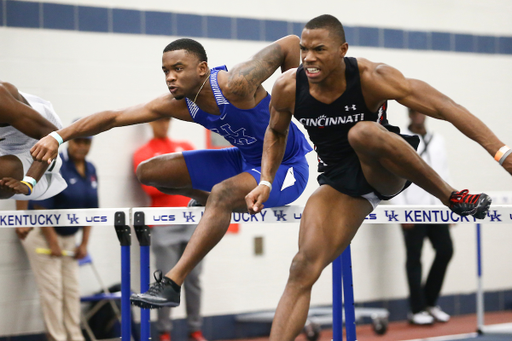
xmin=341 ymin=245 xmax=357 ymax=341
xmin=476 ymin=223 xmax=484 ymax=333
xmin=134 ymin=212 xmax=151 ymax=341
xmin=115 ymin=212 xmax=132 ymax=341
xmin=332 ymin=254 xmax=343 ymax=341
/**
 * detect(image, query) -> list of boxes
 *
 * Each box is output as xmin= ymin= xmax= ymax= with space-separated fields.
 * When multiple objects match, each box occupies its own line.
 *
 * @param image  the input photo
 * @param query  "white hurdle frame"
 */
xmin=1 ymin=205 xmax=511 ymax=341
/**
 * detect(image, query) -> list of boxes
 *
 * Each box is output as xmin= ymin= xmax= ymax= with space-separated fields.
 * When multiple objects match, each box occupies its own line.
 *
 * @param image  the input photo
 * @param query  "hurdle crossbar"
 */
xmin=1 ymin=205 xmax=510 ymax=227
xmin=131 ymin=205 xmax=512 ymax=225
xmin=2 ymin=205 xmax=511 ymax=341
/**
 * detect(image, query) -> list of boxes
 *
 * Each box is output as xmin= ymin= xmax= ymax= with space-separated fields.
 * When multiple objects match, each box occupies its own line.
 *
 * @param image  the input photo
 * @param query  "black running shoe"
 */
xmin=130 ymin=270 xmax=181 ymax=309
xmin=449 ymin=189 xmax=491 ymax=219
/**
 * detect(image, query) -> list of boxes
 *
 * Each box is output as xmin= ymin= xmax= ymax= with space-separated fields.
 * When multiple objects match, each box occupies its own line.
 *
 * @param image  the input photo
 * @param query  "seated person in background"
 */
xmin=18 ymin=135 xmax=98 ymax=341
xmin=392 ymin=109 xmax=453 ymax=325
xmin=133 ymin=117 xmax=207 ymax=341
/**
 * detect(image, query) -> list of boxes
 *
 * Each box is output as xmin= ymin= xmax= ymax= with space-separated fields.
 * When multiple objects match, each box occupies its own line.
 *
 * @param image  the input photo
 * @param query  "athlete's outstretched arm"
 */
xmin=0 ymin=82 xmax=59 ymax=139
xmin=246 ymin=69 xmax=296 ymax=214
xmin=227 ymin=35 xmax=300 ymax=98
xmin=362 ymin=61 xmax=512 ymax=175
xmin=31 ymin=94 xmax=191 ymax=163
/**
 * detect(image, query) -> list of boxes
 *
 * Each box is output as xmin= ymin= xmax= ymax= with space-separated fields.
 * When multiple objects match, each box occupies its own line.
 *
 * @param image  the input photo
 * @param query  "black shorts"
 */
xmin=317 ymin=125 xmax=420 ymax=200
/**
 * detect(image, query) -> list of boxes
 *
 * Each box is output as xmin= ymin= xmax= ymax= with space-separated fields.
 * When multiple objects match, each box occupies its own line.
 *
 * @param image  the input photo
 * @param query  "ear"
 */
xmin=198 ymin=61 xmax=209 ymax=76
xmin=340 ymin=42 xmax=349 ymax=57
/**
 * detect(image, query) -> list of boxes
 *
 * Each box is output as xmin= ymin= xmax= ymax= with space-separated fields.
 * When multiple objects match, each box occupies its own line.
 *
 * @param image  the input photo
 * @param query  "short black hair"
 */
xmin=304 ymin=14 xmax=346 ymax=44
xmin=163 ymin=38 xmax=208 ymax=62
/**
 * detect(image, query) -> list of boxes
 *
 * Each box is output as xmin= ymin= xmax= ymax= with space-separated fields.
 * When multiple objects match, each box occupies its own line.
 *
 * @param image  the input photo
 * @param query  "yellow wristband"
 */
xmin=20 ymin=181 xmax=33 ymax=195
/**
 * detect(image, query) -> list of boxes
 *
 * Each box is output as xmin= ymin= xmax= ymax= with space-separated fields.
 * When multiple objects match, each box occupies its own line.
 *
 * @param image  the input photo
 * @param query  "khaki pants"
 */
xmin=22 ymin=228 xmax=84 ymax=341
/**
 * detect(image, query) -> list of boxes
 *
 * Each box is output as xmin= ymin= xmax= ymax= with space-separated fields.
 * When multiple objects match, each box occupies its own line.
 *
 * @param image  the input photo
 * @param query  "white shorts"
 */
xmin=10 ymin=151 xmax=67 ymax=201
xmin=361 ymin=192 xmax=381 ymax=210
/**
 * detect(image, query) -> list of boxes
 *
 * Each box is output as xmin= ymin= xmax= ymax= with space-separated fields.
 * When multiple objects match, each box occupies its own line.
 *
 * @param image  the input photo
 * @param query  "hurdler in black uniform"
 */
xmin=294 ymin=57 xmax=419 ymax=201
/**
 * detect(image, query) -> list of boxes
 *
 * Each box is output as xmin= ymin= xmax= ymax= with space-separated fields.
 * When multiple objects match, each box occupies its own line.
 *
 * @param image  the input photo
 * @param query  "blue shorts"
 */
xmin=183 ymin=148 xmax=309 ymax=208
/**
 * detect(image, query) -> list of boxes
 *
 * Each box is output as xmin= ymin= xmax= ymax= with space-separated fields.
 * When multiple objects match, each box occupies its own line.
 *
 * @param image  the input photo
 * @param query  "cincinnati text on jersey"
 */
xmin=299 ymin=113 xmax=365 ymax=127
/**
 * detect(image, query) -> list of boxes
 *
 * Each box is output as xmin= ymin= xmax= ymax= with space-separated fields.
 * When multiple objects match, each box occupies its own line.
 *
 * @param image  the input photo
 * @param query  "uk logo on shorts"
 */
xmin=211 ymin=124 xmax=257 ymax=146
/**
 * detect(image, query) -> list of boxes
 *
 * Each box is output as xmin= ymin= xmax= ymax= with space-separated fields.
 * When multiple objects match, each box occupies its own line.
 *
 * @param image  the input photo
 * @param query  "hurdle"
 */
xmin=131 ymin=204 xmax=512 ymax=341
xmin=1 ymin=204 xmax=511 ymax=341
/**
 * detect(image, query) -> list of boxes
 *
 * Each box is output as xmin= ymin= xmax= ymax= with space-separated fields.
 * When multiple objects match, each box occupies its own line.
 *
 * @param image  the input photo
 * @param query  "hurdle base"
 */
xmin=478 ymin=322 xmax=512 ymax=335
xmin=235 ymin=306 xmax=389 ymax=335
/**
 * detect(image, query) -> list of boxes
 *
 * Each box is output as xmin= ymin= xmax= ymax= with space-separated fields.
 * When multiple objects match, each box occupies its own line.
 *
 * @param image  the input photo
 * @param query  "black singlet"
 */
xmin=294 ymin=57 xmax=419 ymax=199
xmin=295 ymin=57 xmax=388 ymax=173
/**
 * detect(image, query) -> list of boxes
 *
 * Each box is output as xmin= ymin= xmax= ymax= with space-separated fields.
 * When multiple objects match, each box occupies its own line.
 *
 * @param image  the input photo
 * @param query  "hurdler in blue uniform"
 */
xmin=31 ymin=36 xmax=311 ymax=311
xmin=184 ymin=65 xmax=312 ymax=208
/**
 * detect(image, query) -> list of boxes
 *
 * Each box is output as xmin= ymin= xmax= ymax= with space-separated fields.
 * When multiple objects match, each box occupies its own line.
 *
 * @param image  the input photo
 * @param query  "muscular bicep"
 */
xmin=364 ymin=62 xmax=455 ymax=120
xmin=106 ymin=95 xmax=193 ymax=128
xmin=269 ymin=104 xmax=293 ymax=136
xmin=227 ymin=41 xmax=290 ymax=97
xmin=0 ymin=82 xmax=58 ymax=139
xmin=396 ymin=79 xmax=458 ymax=120
xmin=268 ymin=69 xmax=296 ymax=135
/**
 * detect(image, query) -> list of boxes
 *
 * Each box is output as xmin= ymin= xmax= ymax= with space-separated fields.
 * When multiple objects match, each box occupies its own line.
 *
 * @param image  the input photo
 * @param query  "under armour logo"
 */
xmin=67 ymin=214 xmax=79 ymax=224
xmin=385 ymin=210 xmax=399 ymax=222
xmin=345 ymin=104 xmax=357 ymax=111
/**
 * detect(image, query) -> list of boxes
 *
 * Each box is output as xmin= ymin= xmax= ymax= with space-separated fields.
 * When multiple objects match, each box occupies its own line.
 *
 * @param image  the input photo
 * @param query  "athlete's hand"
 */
xmin=0 ymin=177 xmax=30 ymax=195
xmin=246 ymin=184 xmax=271 ymax=214
xmin=31 ymin=135 xmax=59 ymax=164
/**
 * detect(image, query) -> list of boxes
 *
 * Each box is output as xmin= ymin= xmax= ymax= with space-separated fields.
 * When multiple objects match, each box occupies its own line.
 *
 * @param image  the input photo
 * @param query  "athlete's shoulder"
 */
xmin=274 ymin=68 xmax=297 ymax=93
xmin=356 ymin=57 xmax=409 ymax=97
xmin=354 ymin=57 xmax=380 ymax=77
xmin=270 ymin=68 xmax=297 ymax=113
xmin=0 ymin=81 xmax=22 ymax=101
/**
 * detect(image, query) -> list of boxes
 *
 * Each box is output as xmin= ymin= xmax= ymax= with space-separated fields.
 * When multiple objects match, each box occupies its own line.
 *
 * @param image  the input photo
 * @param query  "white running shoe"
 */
xmin=427 ymin=306 xmax=450 ymax=322
xmin=408 ymin=311 xmax=435 ymax=325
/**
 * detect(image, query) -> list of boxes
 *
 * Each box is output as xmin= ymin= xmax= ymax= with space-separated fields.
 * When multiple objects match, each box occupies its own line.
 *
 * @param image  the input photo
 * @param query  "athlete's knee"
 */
xmin=135 ymin=161 xmax=152 ymax=185
xmin=347 ymin=121 xmax=384 ymax=151
xmin=209 ymin=181 xmax=239 ymax=209
xmin=0 ymin=155 xmax=24 ymax=180
xmin=287 ymin=252 xmax=323 ymax=290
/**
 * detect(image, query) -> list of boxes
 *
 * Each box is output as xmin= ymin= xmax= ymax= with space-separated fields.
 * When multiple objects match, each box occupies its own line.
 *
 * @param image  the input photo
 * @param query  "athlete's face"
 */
xmin=162 ymin=50 xmax=208 ymax=100
xmin=300 ymin=28 xmax=348 ymax=83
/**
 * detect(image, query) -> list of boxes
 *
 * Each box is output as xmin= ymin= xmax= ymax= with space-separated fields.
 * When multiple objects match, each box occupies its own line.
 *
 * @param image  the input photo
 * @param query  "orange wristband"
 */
xmin=494 ymin=145 xmax=511 ymax=164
